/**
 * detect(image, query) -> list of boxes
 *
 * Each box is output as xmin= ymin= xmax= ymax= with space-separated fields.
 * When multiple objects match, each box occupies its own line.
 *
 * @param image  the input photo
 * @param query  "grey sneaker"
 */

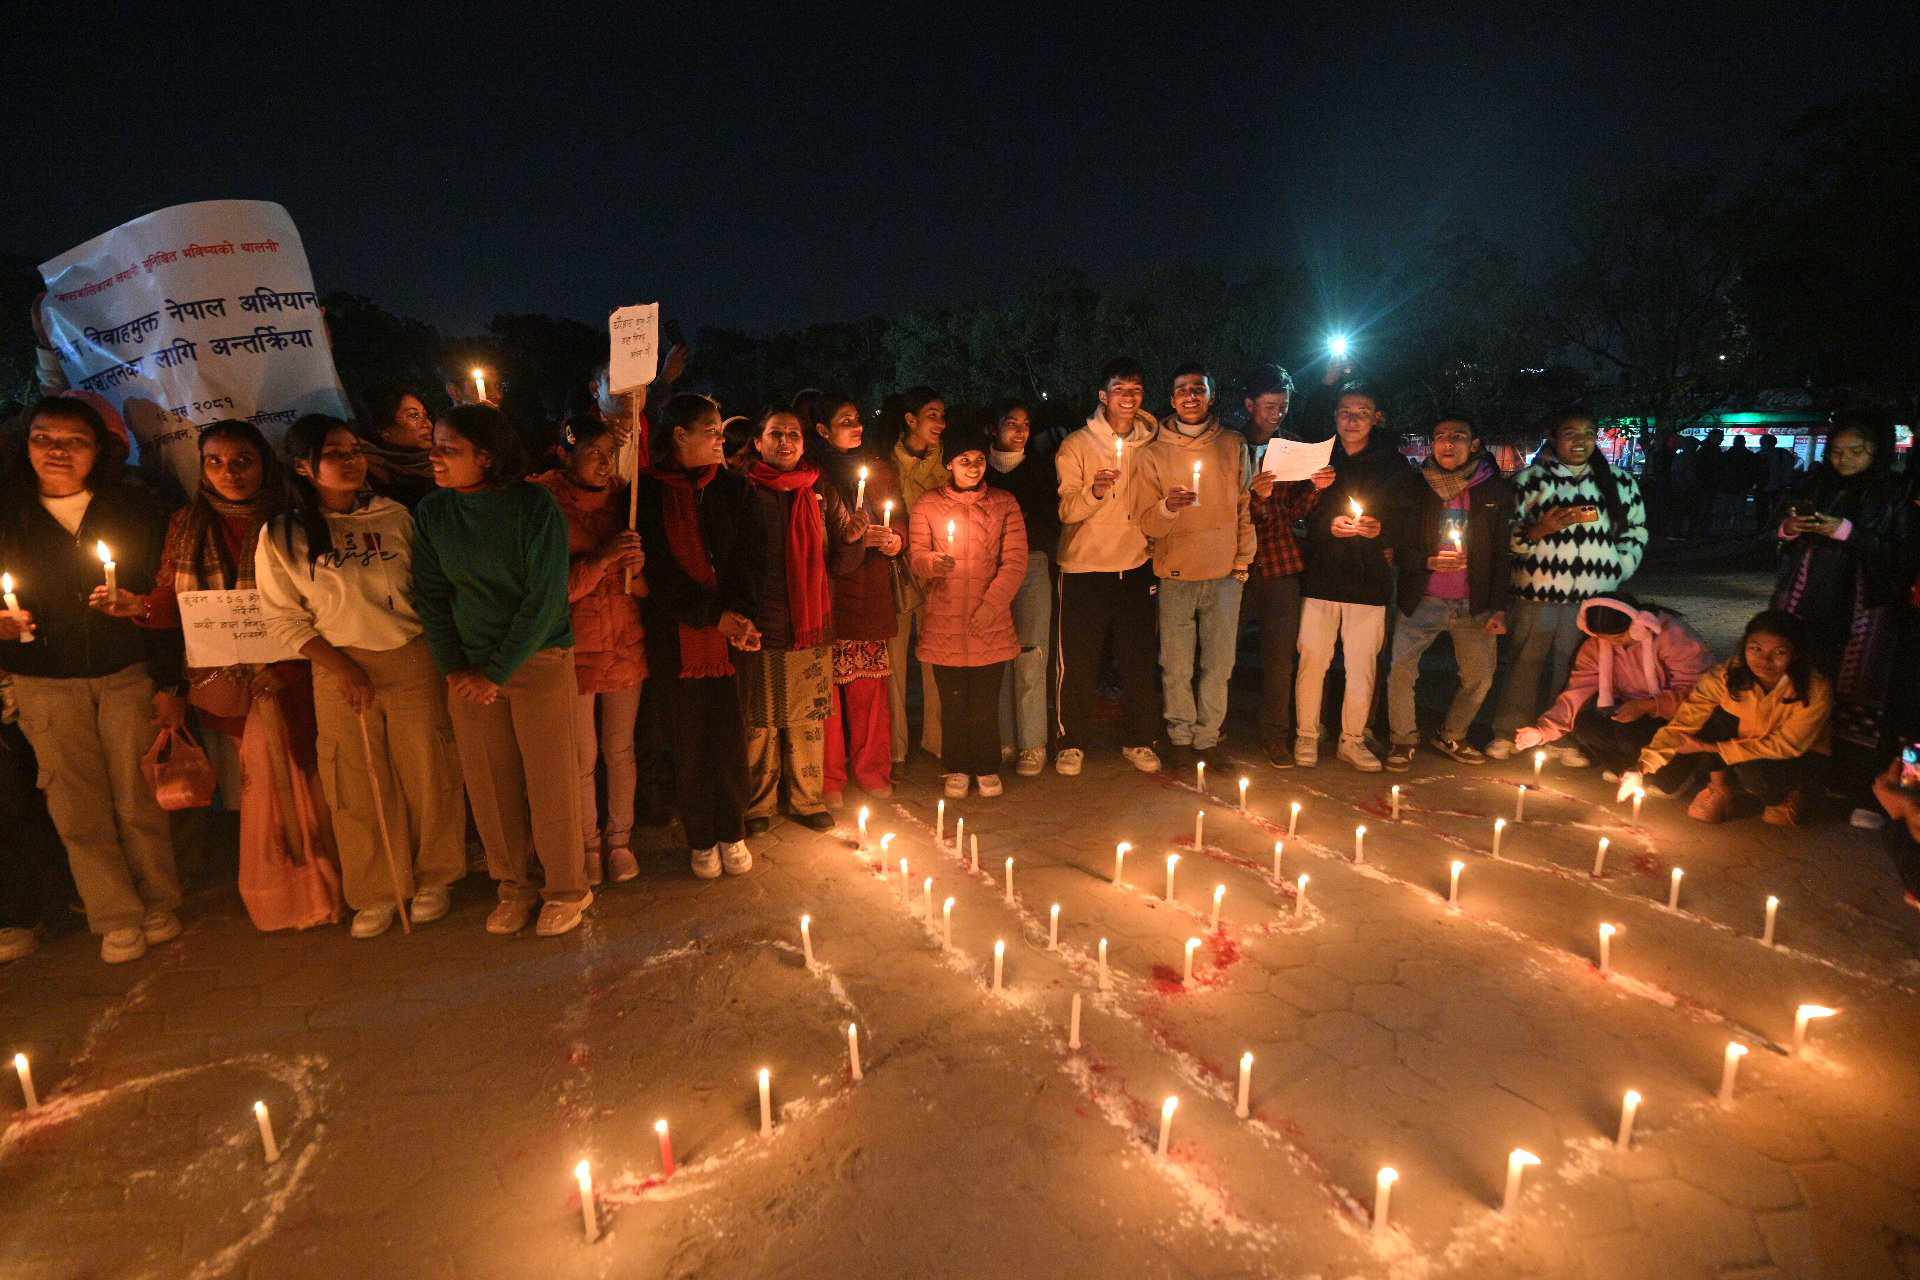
xmin=1337 ymin=738 xmax=1383 ymax=772
xmin=1055 ymin=748 xmax=1084 ymax=777
xmin=350 ymin=905 xmax=397 ymax=939
xmin=411 ymin=886 xmax=451 ymax=924
xmin=1121 ymin=746 xmax=1162 ymax=773
xmin=691 ymin=846 xmax=723 ymax=879
xmin=1294 ymin=735 xmax=1320 ymax=768
xmin=722 ymin=841 xmax=754 ymax=875
xmin=1016 ymin=748 xmax=1045 ymax=777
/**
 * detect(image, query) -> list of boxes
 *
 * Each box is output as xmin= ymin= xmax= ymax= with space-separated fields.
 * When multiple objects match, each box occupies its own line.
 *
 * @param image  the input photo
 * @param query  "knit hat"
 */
xmin=942 ymin=427 xmax=990 ymax=466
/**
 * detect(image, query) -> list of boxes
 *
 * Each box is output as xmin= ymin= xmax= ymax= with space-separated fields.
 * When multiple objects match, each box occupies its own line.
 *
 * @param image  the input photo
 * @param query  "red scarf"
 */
xmin=747 ymin=460 xmax=833 ymax=649
xmin=649 ymin=463 xmax=734 ymax=679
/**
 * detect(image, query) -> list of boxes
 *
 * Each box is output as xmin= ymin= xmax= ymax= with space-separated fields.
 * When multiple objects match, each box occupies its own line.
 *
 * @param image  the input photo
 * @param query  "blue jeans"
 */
xmin=1158 ymin=576 xmax=1245 ymax=750
xmin=1386 ymin=596 xmax=1498 ymax=745
xmin=1492 ymin=599 xmax=1584 ymax=737
xmin=998 ymin=551 xmax=1053 ymax=752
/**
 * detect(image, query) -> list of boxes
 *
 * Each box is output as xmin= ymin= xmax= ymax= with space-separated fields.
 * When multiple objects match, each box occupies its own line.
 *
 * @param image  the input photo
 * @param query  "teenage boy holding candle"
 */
xmin=1293 ymin=383 xmax=1420 ymax=772
xmin=1382 ymin=415 xmax=1515 ymax=770
xmin=1133 ymin=362 xmax=1256 ymax=772
xmin=1051 ymin=357 xmax=1164 ymax=777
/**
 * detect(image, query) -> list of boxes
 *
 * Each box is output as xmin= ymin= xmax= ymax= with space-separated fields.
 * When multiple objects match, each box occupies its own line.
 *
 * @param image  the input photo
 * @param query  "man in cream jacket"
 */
xmin=1052 ymin=357 xmax=1164 ymax=777
xmin=1133 ymin=363 xmax=1256 ymax=770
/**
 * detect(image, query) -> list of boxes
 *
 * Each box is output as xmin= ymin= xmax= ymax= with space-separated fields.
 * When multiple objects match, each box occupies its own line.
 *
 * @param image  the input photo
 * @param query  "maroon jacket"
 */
xmin=822 ymin=452 xmax=902 ymax=643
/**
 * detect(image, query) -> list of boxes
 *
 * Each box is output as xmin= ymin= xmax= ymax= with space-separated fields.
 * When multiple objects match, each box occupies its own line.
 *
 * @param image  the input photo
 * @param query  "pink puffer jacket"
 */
xmin=908 ymin=485 xmax=1028 ymax=668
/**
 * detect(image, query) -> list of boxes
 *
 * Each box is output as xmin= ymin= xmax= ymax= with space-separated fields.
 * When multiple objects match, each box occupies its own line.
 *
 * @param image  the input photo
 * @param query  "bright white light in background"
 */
xmin=1328 ymin=334 xmax=1351 ymax=360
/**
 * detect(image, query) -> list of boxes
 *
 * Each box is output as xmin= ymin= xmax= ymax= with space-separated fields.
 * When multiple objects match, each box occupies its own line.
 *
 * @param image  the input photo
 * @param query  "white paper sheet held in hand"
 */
xmin=1258 ymin=436 xmax=1335 ymax=482
xmin=179 ymin=590 xmax=303 ymax=667
xmin=608 ymin=303 xmax=660 ymax=392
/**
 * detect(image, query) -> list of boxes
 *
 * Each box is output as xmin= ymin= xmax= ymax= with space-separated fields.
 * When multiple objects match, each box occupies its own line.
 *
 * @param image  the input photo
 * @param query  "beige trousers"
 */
xmin=447 ymin=647 xmax=586 ymax=904
xmin=888 ymin=606 xmax=941 ymax=761
xmin=11 ymin=664 xmax=180 ymax=934
xmin=745 ymin=723 xmax=826 ymax=819
xmin=312 ymin=638 xmax=467 ymax=910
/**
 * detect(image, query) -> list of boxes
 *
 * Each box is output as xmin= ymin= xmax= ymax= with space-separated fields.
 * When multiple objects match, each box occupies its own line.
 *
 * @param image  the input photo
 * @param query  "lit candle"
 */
xmin=956 ymin=816 xmax=966 ymax=859
xmin=1236 ymin=1051 xmax=1253 ymax=1119
xmin=1182 ymin=937 xmax=1201 ymax=986
xmin=1194 ymin=809 xmax=1205 ymax=849
xmin=1048 ymin=902 xmax=1059 ymax=950
xmin=880 ymin=833 xmax=896 ymax=867
xmin=1667 ymin=867 xmax=1684 ymax=911
xmin=946 ymin=518 xmax=957 ymax=549
xmin=1114 ymin=436 xmax=1124 ymax=465
xmin=1157 ymin=1096 xmax=1178 ymax=1158
xmin=1272 ymin=841 xmax=1284 ymax=881
xmin=1165 ymin=853 xmax=1180 ymax=901
xmin=1492 ymin=817 xmax=1506 ymax=858
xmin=1372 ymin=1166 xmax=1398 ymax=1236
xmin=1762 ymin=895 xmax=1780 ymax=948
xmin=1288 ymin=801 xmax=1301 ymax=837
xmin=847 ymin=1022 xmax=863 ymax=1082
xmin=1717 ymin=1042 xmax=1746 ymax=1105
xmin=899 ymin=858 xmax=910 ymax=905
xmin=857 ymin=805 xmax=870 ymax=847
xmin=1598 ymin=922 xmax=1616 ymax=973
xmin=1354 ymin=824 xmax=1366 ymax=864
xmin=1191 ymin=460 xmax=1202 ymax=502
xmin=1593 ymin=836 xmax=1610 ymax=877
xmin=937 ymin=799 xmax=945 ymax=845
xmin=1532 ymin=749 xmax=1546 ymax=782
xmin=1114 ymin=840 xmax=1131 ymax=886
xmin=1296 ymin=873 xmax=1310 ymax=914
xmin=1792 ymin=1004 xmax=1836 ymax=1057
xmin=1616 ymin=1090 xmax=1641 ymax=1151
xmin=1068 ymin=992 xmax=1082 ymax=1050
xmin=942 ymin=896 xmax=955 ymax=948
xmin=1238 ymin=776 xmax=1249 ymax=810
xmin=1209 ymin=884 xmax=1225 ymax=932
xmin=1349 ymin=497 xmax=1364 ymax=523
xmin=855 ymin=465 xmax=869 ymax=510
xmin=993 ymin=939 xmax=1005 ymax=993
xmin=923 ymin=876 xmax=933 ymax=921
xmin=1448 ymin=859 xmax=1464 ymax=907
xmin=575 ymin=1159 xmax=598 ymax=1242
xmin=0 ymin=574 xmax=26 ymax=642
xmin=1196 ymin=760 xmax=1206 ymax=792
xmin=758 ymin=1067 xmax=773 ymax=1136
xmin=969 ymin=832 xmax=979 ymax=874
xmin=12 ymin=1053 xmax=36 ymax=1110
xmin=1004 ymin=857 xmax=1015 ymax=903
xmin=471 ymin=367 xmax=487 ymax=403
xmin=253 ymin=1100 xmax=280 ymax=1164
xmin=1501 ymin=1149 xmax=1540 ymax=1214
xmin=1515 ymin=784 xmax=1528 ymax=822
xmin=1098 ymin=937 xmax=1111 ymax=990
xmin=655 ymin=1119 xmax=676 ymax=1177
xmin=1631 ymin=787 xmax=1646 ymax=823
xmin=1448 ymin=526 xmax=1463 ymax=554
xmin=800 ymin=914 xmax=815 ymax=966
xmin=1390 ymin=784 xmax=1400 ymax=820
xmin=95 ymin=541 xmax=116 ymax=597
xmin=882 ymin=498 xmax=895 ymax=529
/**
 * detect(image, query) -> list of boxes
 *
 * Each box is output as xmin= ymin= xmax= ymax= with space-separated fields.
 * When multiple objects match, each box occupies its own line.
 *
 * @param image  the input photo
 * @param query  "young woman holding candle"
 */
xmin=355 ymin=385 xmax=439 ymax=510
xmin=804 ymin=392 xmax=904 ymax=805
xmin=256 ymin=415 xmax=468 ymax=938
xmin=909 ymin=428 xmax=1028 ymax=799
xmin=411 ymin=404 xmax=590 ymax=935
xmin=888 ymin=387 xmax=950 ymax=764
xmin=530 ymin=416 xmax=647 ymax=885
xmin=984 ymin=399 xmax=1060 ymax=776
xmin=0 ymin=396 xmax=184 ymax=964
xmin=635 ymin=394 xmax=763 ymax=878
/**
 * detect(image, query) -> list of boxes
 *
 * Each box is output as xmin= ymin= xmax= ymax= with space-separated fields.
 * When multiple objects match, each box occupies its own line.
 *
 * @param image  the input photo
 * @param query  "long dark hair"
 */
xmin=182 ymin=419 xmax=288 ymax=581
xmin=797 ymin=390 xmax=861 ymax=463
xmin=356 ymin=385 xmax=427 ymax=446
xmin=1549 ymin=409 xmax=1629 ymax=535
xmin=438 ymin=404 xmax=526 ymax=486
xmin=1726 ymin=609 xmax=1814 ymax=702
xmin=275 ymin=414 xmax=353 ymax=567
xmin=10 ymin=395 xmax=129 ymax=493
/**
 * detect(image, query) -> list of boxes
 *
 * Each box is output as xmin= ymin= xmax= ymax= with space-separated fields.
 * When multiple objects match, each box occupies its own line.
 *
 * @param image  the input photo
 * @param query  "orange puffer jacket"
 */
xmin=907 ymin=485 xmax=1028 ymax=668
xmin=531 ymin=470 xmax=646 ymax=693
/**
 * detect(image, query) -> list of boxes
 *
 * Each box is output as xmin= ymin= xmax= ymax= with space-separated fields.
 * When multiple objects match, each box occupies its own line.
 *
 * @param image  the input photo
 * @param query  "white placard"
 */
xmin=608 ymin=303 xmax=660 ymax=393
xmin=1258 ymin=435 xmax=1336 ymax=482
xmin=38 ymin=200 xmax=351 ymax=494
xmin=178 ymin=589 xmax=303 ymax=667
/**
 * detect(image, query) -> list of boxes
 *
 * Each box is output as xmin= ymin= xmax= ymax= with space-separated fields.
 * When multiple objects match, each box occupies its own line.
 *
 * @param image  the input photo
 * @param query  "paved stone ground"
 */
xmin=2 ymin=565 xmax=1917 ymax=1279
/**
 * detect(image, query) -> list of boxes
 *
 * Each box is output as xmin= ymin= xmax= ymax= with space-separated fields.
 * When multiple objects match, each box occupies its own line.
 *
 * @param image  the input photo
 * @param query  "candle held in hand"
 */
xmin=882 ymin=498 xmax=894 ymax=529
xmin=95 ymin=541 xmax=116 ymax=597
xmin=855 ymin=465 xmax=869 ymax=510
xmin=1190 ymin=460 xmax=1202 ymax=502
xmin=470 ymin=367 xmax=487 ymax=403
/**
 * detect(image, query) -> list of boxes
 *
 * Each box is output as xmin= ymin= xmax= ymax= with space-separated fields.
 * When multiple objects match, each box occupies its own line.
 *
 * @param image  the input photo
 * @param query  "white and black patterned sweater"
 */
xmin=1507 ymin=459 xmax=1648 ymax=602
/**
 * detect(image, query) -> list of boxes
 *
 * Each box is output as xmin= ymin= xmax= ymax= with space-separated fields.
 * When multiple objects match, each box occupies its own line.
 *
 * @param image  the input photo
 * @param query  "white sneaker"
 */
xmin=943 ymin=773 xmax=969 ymax=798
xmin=722 ymin=841 xmax=753 ymax=875
xmin=1054 ymin=748 xmax=1084 ymax=777
xmin=1337 ymin=738 xmax=1384 ymax=772
xmin=1121 ymin=746 xmax=1162 ymax=773
xmin=1294 ymin=735 xmax=1320 ymax=768
xmin=0 ymin=927 xmax=35 ymax=962
xmin=351 ymin=905 xmax=397 ymax=939
xmin=1016 ymin=748 xmax=1045 ymax=777
xmin=411 ymin=886 xmax=451 ymax=924
xmin=691 ymin=846 xmax=723 ymax=879
xmin=1552 ymin=746 xmax=1592 ymax=768
xmin=101 ymin=927 xmax=147 ymax=964
xmin=1485 ymin=738 xmax=1516 ymax=760
xmin=141 ymin=910 xmax=182 ymax=945
xmin=977 ymin=774 xmax=1004 ymax=797
xmin=1000 ymin=745 xmax=1016 ymax=764
xmin=1850 ymin=808 xmax=1888 ymax=830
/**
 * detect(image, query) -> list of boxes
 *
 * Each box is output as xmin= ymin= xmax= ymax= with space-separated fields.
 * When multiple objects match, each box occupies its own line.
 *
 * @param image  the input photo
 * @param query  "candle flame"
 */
xmin=857 ymin=465 xmax=869 ymax=480
xmin=800 ymin=913 xmax=810 ymax=927
xmin=94 ymin=540 xmax=112 ymax=564
xmin=575 ymin=1159 xmax=591 ymax=1184
xmin=1797 ymin=1004 xmax=1837 ymax=1019
xmin=1213 ymin=884 xmax=1224 ymax=902
xmin=1162 ymin=1096 xmax=1179 ymax=1117
xmin=1766 ymin=894 xmax=1779 ymax=908
xmin=994 ymin=939 xmax=1005 ymax=956
xmin=1167 ymin=853 xmax=1180 ymax=869
xmin=1379 ymin=1166 xmax=1399 ymax=1185
xmin=1298 ymin=873 xmax=1309 ymax=887
xmin=1349 ymin=498 xmax=1363 ymax=519
xmin=1185 ymin=937 xmax=1201 ymax=953
xmin=1451 ymin=859 xmax=1465 ymax=873
xmin=1356 ymin=824 xmax=1367 ymax=837
xmin=1510 ymin=1148 xmax=1540 ymax=1167
xmin=758 ymin=1067 xmax=770 ymax=1083
xmin=1599 ymin=922 xmax=1616 ymax=938
xmin=1623 ymin=1089 xmax=1641 ymax=1106
xmin=1495 ymin=818 xmax=1507 ymax=831
xmin=1726 ymin=1042 xmax=1748 ymax=1058
xmin=1241 ymin=1051 xmax=1254 ymax=1067
xmin=1 ymin=573 xmax=12 ymax=593
xmin=1116 ymin=840 xmax=1131 ymax=855
xmin=943 ymin=896 xmax=955 ymax=910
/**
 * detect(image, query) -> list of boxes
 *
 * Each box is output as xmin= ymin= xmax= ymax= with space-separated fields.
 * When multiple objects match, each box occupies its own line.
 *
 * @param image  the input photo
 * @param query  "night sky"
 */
xmin=9 ymin=1 xmax=1911 ymax=337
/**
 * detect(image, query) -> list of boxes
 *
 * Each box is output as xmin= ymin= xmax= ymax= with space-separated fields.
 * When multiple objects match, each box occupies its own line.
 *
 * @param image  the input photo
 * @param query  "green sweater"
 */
xmin=410 ymin=482 xmax=574 ymax=684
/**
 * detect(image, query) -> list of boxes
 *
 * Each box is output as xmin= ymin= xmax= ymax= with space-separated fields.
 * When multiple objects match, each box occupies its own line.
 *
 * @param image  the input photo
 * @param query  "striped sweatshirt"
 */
xmin=1507 ymin=458 xmax=1648 ymax=602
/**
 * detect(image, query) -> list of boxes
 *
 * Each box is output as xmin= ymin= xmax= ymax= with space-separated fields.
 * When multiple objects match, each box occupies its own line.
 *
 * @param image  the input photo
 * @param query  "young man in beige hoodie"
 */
xmin=1052 ymin=357 xmax=1164 ymax=777
xmin=1133 ymin=363 xmax=1257 ymax=770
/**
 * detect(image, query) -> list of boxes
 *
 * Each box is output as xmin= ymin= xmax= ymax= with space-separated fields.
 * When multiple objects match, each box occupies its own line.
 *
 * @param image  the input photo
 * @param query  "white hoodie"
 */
xmin=1054 ymin=409 xmax=1158 ymax=573
xmin=254 ymin=496 xmax=424 ymax=654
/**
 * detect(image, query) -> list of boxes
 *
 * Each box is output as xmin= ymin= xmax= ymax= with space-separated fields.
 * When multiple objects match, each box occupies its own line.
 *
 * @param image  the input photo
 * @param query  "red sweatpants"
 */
xmin=824 ymin=677 xmax=892 ymax=794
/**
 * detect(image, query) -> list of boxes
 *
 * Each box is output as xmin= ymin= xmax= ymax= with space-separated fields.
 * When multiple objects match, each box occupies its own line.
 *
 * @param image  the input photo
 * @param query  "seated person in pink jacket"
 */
xmin=1513 ymin=596 xmax=1713 ymax=777
xmin=908 ymin=428 xmax=1029 ymax=801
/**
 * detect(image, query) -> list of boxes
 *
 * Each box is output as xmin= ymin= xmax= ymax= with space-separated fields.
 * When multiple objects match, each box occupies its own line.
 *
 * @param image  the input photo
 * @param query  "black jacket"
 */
xmin=1395 ymin=463 xmax=1517 ymax=617
xmin=0 ymin=483 xmax=184 ymax=689
xmin=636 ymin=466 xmax=764 ymax=677
xmin=1299 ymin=433 xmax=1421 ymax=606
xmin=986 ymin=450 xmax=1061 ymax=558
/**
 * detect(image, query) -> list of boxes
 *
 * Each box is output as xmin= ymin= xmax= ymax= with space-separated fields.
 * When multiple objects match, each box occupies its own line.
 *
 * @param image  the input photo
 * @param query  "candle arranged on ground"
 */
xmin=1048 ymin=903 xmax=1060 ymax=950
xmin=1272 ymin=841 xmax=1284 ymax=880
xmin=1533 ymin=749 xmax=1546 ymax=782
xmin=1616 ymin=1090 xmax=1641 ymax=1150
xmin=1069 ymin=992 xmax=1082 ymax=1050
xmin=882 ymin=498 xmax=894 ymax=529
xmin=1515 ymin=784 xmax=1528 ymax=821
xmin=1194 ymin=809 xmax=1205 ymax=849
xmin=942 ymin=897 xmax=955 ymax=948
xmin=1449 ymin=859 xmax=1464 ymax=907
xmin=993 ymin=939 xmax=1005 ymax=992
xmin=1792 ymin=1004 xmax=1836 ymax=1057
xmin=1667 ymin=867 xmax=1684 ymax=911
xmin=253 ymin=1100 xmax=280 ymax=1164
xmin=11 ymin=1053 xmax=36 ymax=1110
xmin=1593 ymin=836 xmax=1610 ymax=877
xmin=800 ymin=914 xmax=815 ymax=965
xmin=922 ymin=877 xmax=933 ymax=920
xmin=937 ymin=799 xmax=945 ymax=844
xmin=575 ymin=1159 xmax=598 ymax=1242
xmin=1196 ymin=760 xmax=1205 ymax=792
xmin=854 ymin=465 xmax=869 ymax=510
xmin=1718 ymin=1043 xmax=1747 ymax=1105
xmin=1368 ymin=1166 xmax=1398 ymax=1237
xmin=1390 ymin=784 xmax=1400 ymax=820
xmin=880 ymin=833 xmax=896 ymax=862
xmin=956 ymin=816 xmax=965 ymax=858
xmin=969 ymin=832 xmax=979 ymax=874
xmin=1353 ymin=824 xmax=1366 ymax=864
xmin=95 ymin=541 xmax=116 ymax=597
xmin=1098 ymin=937 xmax=1111 ymax=990
xmin=1289 ymin=801 xmax=1301 ymax=837
xmin=899 ymin=858 xmax=910 ymax=905
xmin=1501 ymin=1149 xmax=1540 ymax=1214
xmin=1004 ymin=857 xmax=1015 ymax=903
xmin=1114 ymin=841 xmax=1131 ymax=886
xmin=1598 ymin=922 xmax=1617 ymax=973
xmin=471 ymin=367 xmax=488 ymax=403
xmin=1183 ymin=937 xmax=1201 ymax=986
xmin=1236 ymin=1051 xmax=1253 ymax=1119
xmin=1157 ymin=1097 xmax=1178 ymax=1158
xmin=857 ymin=805 xmax=870 ymax=847
xmin=759 ymin=1068 xmax=774 ymax=1135
xmin=1210 ymin=884 xmax=1225 ymax=932
xmin=1492 ymin=817 xmax=1507 ymax=858
xmin=1296 ymin=873 xmax=1310 ymax=913
xmin=847 ymin=1023 xmax=863 ymax=1082
xmin=1763 ymin=895 xmax=1780 ymax=948
xmin=1166 ymin=853 xmax=1180 ymax=901
xmin=1191 ymin=460 xmax=1202 ymax=501
xmin=655 ymin=1119 xmax=676 ymax=1176
xmin=1238 ymin=775 xmax=1249 ymax=810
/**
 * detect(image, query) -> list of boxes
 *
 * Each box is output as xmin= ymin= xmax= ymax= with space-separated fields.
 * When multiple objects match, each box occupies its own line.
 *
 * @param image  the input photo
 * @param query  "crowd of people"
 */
xmin=0 ymin=354 xmax=1916 ymax=967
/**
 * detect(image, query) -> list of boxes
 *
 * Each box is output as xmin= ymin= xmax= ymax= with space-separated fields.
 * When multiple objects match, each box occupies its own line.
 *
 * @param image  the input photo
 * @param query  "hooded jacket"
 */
xmin=1299 ymin=432 xmax=1421 ymax=606
xmin=1132 ymin=414 xmax=1256 ymax=580
xmin=1531 ymin=599 xmax=1714 ymax=743
xmin=1054 ymin=410 xmax=1157 ymax=574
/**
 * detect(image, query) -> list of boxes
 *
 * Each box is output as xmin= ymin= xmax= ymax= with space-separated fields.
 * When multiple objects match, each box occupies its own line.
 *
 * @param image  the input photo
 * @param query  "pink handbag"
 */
xmin=141 ymin=727 xmax=217 ymax=811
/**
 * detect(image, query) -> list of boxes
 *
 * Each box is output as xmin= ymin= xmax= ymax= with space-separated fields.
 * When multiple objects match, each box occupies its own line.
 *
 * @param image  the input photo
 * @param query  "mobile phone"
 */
xmin=1572 ymin=504 xmax=1600 ymax=523
xmin=1902 ymin=743 xmax=1920 ymax=790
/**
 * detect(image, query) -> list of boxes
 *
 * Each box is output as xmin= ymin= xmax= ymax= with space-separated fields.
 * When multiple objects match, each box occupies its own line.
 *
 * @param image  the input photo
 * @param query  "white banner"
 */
xmin=608 ymin=302 xmax=660 ymax=393
xmin=177 ymin=589 xmax=303 ymax=667
xmin=38 ymin=200 xmax=351 ymax=493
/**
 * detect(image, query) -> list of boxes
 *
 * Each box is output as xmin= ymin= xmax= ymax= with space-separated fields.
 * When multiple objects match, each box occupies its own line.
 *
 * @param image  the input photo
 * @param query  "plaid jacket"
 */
xmin=1249 ymin=478 xmax=1321 ymax=578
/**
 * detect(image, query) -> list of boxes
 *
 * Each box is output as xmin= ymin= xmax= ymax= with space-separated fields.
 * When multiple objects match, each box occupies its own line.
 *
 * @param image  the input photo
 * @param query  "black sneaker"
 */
xmin=1385 ymin=744 xmax=1415 ymax=772
xmin=745 ymin=816 xmax=773 ymax=836
xmin=1163 ymin=743 xmax=1196 ymax=775
xmin=1262 ymin=737 xmax=1296 ymax=769
xmin=1428 ymin=736 xmax=1487 ymax=765
xmin=795 ymin=811 xmax=835 ymax=832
